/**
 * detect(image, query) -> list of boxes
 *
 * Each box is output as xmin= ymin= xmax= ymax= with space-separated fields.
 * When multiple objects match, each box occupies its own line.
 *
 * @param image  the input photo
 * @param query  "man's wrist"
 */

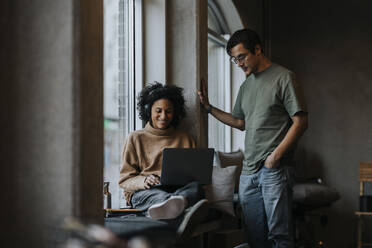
xmin=272 ymin=148 xmax=283 ymax=162
xmin=206 ymin=104 xmax=213 ymax=114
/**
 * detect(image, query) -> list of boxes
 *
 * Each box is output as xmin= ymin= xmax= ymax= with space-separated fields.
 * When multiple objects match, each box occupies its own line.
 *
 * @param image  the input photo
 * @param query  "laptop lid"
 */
xmin=160 ymin=148 xmax=214 ymax=186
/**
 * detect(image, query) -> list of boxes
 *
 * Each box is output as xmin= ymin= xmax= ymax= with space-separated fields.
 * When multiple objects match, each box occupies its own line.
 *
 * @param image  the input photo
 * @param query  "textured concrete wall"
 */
xmin=232 ymin=0 xmax=264 ymax=39
xmin=0 ymin=0 xmax=103 ymax=247
xmin=0 ymin=0 xmax=14 ymax=243
xmin=268 ymin=1 xmax=372 ymax=247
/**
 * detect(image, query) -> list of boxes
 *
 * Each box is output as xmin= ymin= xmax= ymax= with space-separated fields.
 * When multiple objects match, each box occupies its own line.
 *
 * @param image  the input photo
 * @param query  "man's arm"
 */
xmin=208 ymin=106 xmax=245 ymax=131
xmin=264 ymin=112 xmax=308 ymax=168
xmin=198 ymin=79 xmax=245 ymax=131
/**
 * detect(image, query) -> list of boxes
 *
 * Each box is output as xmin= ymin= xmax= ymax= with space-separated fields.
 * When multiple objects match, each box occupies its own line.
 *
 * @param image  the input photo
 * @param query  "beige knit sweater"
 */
xmin=119 ymin=122 xmax=196 ymax=204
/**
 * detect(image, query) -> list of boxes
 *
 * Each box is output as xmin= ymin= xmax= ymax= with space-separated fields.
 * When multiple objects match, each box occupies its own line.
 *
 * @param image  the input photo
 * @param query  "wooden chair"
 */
xmin=355 ymin=162 xmax=372 ymax=248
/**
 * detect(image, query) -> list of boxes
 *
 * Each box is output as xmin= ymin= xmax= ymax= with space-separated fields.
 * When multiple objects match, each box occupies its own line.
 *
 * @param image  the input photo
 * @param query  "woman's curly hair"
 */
xmin=137 ymin=82 xmax=186 ymax=128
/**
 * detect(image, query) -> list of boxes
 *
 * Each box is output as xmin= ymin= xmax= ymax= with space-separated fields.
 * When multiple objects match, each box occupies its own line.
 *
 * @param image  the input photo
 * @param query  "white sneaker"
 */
xmin=147 ymin=196 xmax=187 ymax=220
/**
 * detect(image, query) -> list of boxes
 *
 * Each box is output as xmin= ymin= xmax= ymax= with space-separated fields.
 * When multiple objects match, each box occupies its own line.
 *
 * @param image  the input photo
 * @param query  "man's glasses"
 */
xmin=230 ymin=54 xmax=248 ymax=65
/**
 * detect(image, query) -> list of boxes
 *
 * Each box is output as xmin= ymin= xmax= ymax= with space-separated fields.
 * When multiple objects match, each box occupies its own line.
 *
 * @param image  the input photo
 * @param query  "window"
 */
xmin=103 ymin=0 xmax=240 ymax=208
xmin=104 ymin=0 xmax=142 ymax=208
xmin=207 ymin=1 xmax=232 ymax=152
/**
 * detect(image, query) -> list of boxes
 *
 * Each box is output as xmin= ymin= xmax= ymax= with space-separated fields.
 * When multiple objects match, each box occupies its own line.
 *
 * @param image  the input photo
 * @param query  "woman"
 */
xmin=119 ymin=82 xmax=204 ymax=220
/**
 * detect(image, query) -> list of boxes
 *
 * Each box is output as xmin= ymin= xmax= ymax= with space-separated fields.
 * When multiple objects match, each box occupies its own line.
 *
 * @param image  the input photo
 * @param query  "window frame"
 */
xmin=126 ymin=0 xmax=143 ymax=134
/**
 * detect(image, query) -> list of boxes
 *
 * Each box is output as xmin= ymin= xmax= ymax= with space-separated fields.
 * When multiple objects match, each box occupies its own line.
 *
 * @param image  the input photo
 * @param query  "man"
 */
xmin=198 ymin=28 xmax=308 ymax=248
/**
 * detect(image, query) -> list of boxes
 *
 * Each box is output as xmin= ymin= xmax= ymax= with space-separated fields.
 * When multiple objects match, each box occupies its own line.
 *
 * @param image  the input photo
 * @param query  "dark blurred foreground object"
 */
xmin=62 ymin=217 xmax=151 ymax=248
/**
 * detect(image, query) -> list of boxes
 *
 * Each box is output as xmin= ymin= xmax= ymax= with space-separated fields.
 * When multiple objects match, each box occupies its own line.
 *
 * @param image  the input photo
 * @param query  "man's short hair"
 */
xmin=226 ymin=28 xmax=263 ymax=56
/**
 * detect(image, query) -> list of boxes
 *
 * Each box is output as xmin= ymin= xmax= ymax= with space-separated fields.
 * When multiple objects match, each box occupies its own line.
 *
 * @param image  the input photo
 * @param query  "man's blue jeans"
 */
xmin=239 ymin=165 xmax=294 ymax=248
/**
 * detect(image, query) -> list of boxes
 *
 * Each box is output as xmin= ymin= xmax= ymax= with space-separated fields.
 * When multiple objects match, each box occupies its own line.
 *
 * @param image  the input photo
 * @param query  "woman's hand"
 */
xmin=144 ymin=174 xmax=161 ymax=189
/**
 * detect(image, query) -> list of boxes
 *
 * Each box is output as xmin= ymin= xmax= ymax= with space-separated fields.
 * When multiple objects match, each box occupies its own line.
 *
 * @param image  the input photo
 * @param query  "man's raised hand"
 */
xmin=197 ymin=78 xmax=210 ymax=108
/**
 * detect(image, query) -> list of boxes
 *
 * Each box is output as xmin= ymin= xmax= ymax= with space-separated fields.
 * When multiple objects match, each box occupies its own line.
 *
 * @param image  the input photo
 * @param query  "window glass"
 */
xmin=104 ymin=0 xmax=133 ymax=208
xmin=207 ymin=3 xmax=231 ymax=152
xmin=207 ymin=6 xmax=221 ymax=34
xmin=208 ymin=39 xmax=227 ymax=152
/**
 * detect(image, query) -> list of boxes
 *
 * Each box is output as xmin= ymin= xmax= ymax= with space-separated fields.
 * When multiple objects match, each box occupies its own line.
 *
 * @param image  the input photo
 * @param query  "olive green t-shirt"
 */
xmin=232 ymin=63 xmax=307 ymax=175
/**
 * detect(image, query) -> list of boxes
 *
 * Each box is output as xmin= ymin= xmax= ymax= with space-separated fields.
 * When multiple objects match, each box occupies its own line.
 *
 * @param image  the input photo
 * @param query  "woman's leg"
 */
xmin=173 ymin=181 xmax=205 ymax=207
xmin=131 ymin=182 xmax=204 ymax=219
xmin=131 ymin=188 xmax=171 ymax=210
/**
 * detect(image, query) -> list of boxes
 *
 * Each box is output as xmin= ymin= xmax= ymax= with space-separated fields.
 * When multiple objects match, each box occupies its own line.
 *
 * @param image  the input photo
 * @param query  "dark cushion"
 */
xmin=293 ymin=183 xmax=340 ymax=207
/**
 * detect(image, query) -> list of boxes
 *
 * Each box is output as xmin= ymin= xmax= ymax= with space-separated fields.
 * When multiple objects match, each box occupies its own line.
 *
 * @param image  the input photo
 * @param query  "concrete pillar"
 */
xmin=0 ymin=0 xmax=103 ymax=247
xmin=166 ymin=0 xmax=208 ymax=147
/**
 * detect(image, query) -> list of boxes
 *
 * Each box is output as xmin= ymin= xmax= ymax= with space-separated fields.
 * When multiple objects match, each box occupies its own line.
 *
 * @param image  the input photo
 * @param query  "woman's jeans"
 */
xmin=239 ymin=166 xmax=294 ymax=248
xmin=131 ymin=181 xmax=204 ymax=211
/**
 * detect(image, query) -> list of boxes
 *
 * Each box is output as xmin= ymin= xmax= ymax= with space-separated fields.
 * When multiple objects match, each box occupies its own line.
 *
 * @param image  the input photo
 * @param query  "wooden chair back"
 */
xmin=360 ymin=162 xmax=372 ymax=196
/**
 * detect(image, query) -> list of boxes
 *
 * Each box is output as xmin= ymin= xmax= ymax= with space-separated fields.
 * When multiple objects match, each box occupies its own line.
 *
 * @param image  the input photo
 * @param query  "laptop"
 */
xmin=158 ymin=148 xmax=214 ymax=186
